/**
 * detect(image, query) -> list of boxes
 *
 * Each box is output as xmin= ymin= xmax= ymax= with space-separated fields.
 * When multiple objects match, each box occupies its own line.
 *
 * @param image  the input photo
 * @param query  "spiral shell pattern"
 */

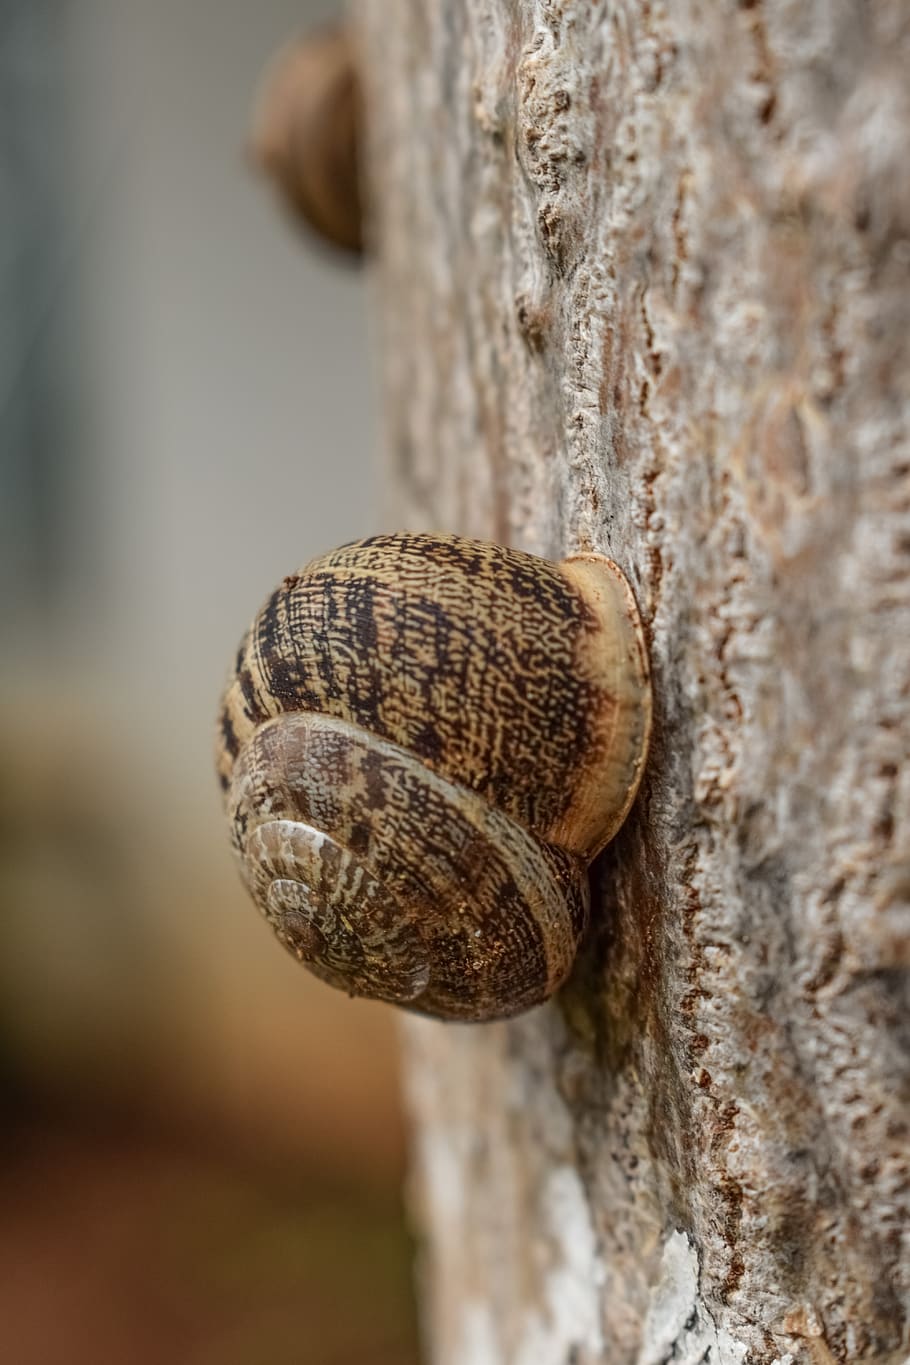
xmin=217 ymin=534 xmax=651 ymax=1020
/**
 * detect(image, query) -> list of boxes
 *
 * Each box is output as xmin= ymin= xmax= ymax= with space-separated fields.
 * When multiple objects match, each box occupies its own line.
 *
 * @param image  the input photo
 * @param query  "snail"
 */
xmin=216 ymin=534 xmax=651 ymax=1021
xmin=250 ymin=24 xmax=363 ymax=254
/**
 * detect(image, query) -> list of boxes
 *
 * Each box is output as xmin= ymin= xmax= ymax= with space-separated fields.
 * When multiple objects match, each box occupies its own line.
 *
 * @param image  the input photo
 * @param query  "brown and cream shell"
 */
xmin=216 ymin=533 xmax=651 ymax=1021
xmin=250 ymin=24 xmax=363 ymax=254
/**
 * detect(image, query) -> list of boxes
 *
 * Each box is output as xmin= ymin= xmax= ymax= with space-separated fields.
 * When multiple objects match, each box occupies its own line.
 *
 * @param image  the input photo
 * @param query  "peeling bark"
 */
xmin=354 ymin=2 xmax=910 ymax=1361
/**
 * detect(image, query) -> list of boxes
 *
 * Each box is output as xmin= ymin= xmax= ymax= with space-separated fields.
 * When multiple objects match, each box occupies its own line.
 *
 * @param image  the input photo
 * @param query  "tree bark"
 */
xmin=353 ymin=2 xmax=910 ymax=1361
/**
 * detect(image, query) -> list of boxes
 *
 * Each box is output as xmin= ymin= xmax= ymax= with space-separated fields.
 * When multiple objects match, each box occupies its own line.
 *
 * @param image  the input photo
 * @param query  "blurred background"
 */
xmin=0 ymin=0 xmax=420 ymax=1361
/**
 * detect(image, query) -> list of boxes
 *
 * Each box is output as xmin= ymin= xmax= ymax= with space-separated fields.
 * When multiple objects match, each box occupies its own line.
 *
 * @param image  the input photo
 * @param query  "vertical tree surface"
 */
xmin=355 ymin=2 xmax=910 ymax=1361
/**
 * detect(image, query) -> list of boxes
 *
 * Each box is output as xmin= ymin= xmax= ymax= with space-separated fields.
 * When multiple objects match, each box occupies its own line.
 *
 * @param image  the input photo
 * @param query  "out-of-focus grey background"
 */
xmin=1 ymin=2 xmax=418 ymax=1361
xmin=2 ymin=0 xmax=375 ymax=803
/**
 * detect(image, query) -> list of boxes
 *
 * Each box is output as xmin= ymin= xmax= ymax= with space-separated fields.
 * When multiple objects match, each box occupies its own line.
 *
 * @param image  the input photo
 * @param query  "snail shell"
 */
xmin=217 ymin=534 xmax=651 ymax=1021
xmin=251 ymin=25 xmax=363 ymax=254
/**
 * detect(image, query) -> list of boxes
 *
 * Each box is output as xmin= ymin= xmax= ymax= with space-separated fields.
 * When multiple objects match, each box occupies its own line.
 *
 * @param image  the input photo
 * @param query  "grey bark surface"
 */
xmin=353 ymin=2 xmax=910 ymax=1362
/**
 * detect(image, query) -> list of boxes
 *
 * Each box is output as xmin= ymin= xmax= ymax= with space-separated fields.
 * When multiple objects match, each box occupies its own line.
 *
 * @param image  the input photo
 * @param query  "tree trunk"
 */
xmin=353 ymin=2 xmax=910 ymax=1361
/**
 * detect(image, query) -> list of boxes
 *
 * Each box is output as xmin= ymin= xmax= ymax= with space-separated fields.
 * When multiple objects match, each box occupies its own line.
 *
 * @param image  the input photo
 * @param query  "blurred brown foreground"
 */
xmin=0 ymin=699 xmax=420 ymax=1365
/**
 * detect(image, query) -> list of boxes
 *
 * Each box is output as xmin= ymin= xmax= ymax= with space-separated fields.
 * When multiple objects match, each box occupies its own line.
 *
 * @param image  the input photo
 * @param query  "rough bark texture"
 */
xmin=354 ymin=2 xmax=910 ymax=1362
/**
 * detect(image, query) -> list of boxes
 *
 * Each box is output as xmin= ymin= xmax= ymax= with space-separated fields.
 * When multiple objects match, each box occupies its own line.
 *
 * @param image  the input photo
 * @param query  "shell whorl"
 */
xmin=229 ymin=712 xmax=588 ymax=1020
xmin=217 ymin=533 xmax=651 ymax=1021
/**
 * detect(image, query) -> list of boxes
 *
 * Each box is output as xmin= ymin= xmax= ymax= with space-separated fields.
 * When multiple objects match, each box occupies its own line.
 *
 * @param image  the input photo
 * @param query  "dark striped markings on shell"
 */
xmin=217 ymin=533 xmax=651 ymax=1022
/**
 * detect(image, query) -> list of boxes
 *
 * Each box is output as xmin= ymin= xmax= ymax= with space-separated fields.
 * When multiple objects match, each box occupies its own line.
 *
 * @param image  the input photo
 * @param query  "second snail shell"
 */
xmin=217 ymin=533 xmax=651 ymax=1021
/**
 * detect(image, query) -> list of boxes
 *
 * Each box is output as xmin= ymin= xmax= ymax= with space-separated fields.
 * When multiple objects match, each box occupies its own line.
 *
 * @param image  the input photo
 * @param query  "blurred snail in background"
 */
xmin=251 ymin=24 xmax=364 ymax=254
xmin=216 ymin=534 xmax=652 ymax=1021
